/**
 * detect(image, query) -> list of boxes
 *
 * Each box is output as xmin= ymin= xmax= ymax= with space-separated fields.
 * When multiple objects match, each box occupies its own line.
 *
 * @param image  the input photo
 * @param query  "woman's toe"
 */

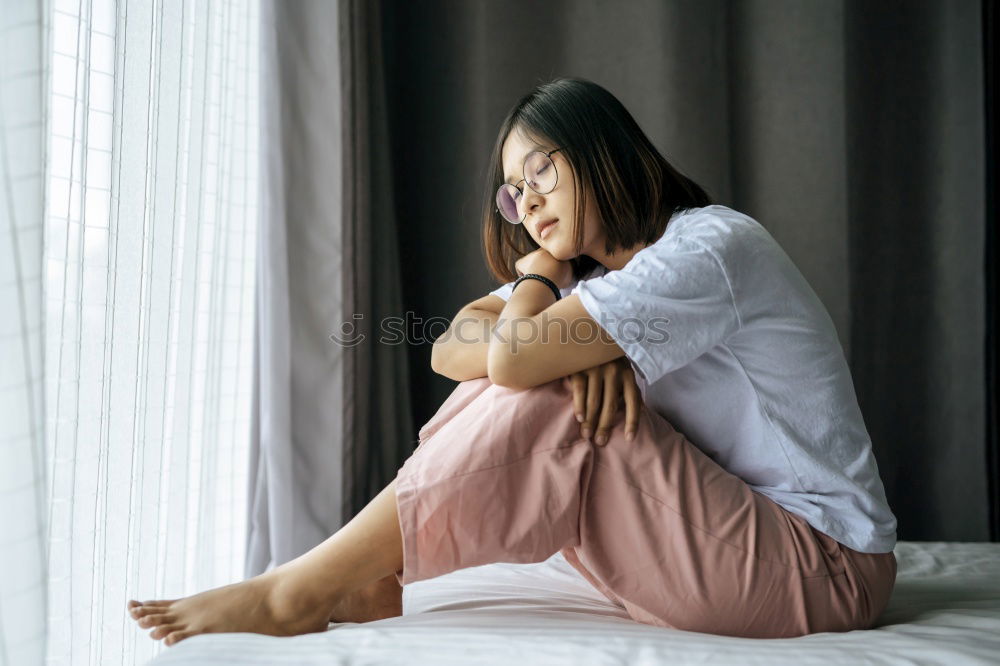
xmin=139 ymin=613 xmax=174 ymax=629
xmin=128 ymin=601 xmax=147 ymax=617
xmin=164 ymin=630 xmax=194 ymax=647
xmin=133 ymin=605 xmax=168 ymax=619
xmin=150 ymin=623 xmax=184 ymax=641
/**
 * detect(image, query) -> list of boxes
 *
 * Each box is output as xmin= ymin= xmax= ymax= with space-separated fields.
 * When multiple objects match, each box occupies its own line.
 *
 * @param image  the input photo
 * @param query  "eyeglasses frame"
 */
xmin=494 ymin=147 xmax=563 ymax=224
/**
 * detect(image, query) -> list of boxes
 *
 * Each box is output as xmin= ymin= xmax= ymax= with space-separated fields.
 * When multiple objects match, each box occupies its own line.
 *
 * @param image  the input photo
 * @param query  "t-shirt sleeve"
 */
xmin=572 ymin=235 xmax=742 ymax=385
xmin=489 ymin=280 xmax=517 ymax=301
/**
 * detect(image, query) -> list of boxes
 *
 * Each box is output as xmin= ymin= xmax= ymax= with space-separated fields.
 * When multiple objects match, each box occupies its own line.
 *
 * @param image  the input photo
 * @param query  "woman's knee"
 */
xmin=485 ymin=380 xmax=589 ymax=455
xmin=417 ymin=377 xmax=494 ymax=444
xmin=494 ymin=377 xmax=573 ymax=410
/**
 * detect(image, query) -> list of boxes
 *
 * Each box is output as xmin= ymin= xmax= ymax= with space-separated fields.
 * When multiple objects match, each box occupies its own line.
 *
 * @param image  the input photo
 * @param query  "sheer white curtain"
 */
xmin=1 ymin=1 xmax=48 ymax=664
xmin=1 ymin=0 xmax=260 ymax=663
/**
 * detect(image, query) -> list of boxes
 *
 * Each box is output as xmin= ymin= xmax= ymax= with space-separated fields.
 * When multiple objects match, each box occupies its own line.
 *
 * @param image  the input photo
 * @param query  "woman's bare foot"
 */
xmin=127 ymin=571 xmax=334 ymax=647
xmin=128 ymin=478 xmax=407 ymax=645
xmin=328 ymin=573 xmax=403 ymax=623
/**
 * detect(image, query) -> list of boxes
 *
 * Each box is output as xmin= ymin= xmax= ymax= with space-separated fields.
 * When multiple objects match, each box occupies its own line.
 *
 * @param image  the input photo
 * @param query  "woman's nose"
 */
xmin=519 ymin=188 xmax=543 ymax=220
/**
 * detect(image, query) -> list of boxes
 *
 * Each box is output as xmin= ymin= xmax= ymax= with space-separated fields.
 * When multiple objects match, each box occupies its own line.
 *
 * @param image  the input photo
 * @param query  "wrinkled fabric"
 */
xmin=394 ymin=376 xmax=896 ymax=639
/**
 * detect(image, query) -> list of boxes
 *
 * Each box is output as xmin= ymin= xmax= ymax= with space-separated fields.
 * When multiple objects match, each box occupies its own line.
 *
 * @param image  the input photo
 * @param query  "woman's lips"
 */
xmin=538 ymin=219 xmax=558 ymax=239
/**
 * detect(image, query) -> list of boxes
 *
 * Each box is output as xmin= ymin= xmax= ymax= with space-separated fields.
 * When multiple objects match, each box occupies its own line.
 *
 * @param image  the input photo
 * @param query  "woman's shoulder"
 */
xmin=662 ymin=204 xmax=765 ymax=246
xmin=570 ymin=205 xmax=774 ymax=295
xmin=622 ymin=204 xmax=767 ymax=272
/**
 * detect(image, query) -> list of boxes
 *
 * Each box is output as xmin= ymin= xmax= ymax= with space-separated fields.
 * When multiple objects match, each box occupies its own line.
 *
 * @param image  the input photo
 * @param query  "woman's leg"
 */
xmin=128 ymin=477 xmax=408 ymax=645
xmin=326 ymin=573 xmax=402 ymax=623
xmin=127 ymin=378 xmax=498 ymax=645
xmin=391 ymin=375 xmax=896 ymax=637
xmin=322 ymin=377 xmax=502 ymax=624
xmin=129 ymin=374 xmax=895 ymax=644
xmin=323 ymin=379 xmax=502 ymax=624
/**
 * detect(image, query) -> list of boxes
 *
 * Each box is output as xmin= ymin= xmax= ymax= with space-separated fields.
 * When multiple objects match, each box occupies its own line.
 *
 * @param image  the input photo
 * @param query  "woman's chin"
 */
xmin=543 ymin=241 xmax=571 ymax=261
xmin=537 ymin=234 xmax=580 ymax=262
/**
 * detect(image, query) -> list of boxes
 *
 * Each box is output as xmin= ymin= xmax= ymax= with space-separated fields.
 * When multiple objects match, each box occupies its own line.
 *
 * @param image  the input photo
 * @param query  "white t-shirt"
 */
xmin=489 ymin=204 xmax=897 ymax=554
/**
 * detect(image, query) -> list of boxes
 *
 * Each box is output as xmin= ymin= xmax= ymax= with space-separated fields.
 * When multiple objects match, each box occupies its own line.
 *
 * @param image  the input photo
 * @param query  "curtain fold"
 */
xmin=247 ymin=0 xmax=415 ymax=575
xmin=844 ymin=0 xmax=986 ymax=541
xmin=338 ymin=0 xmax=418 ymax=523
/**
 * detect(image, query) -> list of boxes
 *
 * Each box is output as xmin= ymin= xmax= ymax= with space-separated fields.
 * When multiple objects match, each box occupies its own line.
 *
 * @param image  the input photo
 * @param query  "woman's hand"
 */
xmin=514 ymin=247 xmax=574 ymax=290
xmin=570 ymin=357 xmax=642 ymax=446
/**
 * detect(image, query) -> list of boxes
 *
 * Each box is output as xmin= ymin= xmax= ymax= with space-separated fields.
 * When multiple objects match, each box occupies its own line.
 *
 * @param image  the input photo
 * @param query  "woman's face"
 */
xmin=500 ymin=129 xmax=604 ymax=262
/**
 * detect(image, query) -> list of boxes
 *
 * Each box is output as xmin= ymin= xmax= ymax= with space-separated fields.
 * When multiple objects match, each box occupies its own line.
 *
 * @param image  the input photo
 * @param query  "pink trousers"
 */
xmin=393 ymin=376 xmax=897 ymax=638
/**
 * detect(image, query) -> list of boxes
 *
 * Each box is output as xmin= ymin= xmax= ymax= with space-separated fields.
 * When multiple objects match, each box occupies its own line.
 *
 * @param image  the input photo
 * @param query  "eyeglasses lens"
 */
xmin=495 ymin=151 xmax=557 ymax=224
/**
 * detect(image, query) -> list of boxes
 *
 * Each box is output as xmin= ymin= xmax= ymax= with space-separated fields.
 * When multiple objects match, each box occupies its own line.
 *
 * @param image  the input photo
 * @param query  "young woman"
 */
xmin=128 ymin=77 xmax=897 ymax=646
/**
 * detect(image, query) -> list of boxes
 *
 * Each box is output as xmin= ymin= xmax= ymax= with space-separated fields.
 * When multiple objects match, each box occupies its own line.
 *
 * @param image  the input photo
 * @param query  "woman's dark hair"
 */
xmin=481 ymin=76 xmax=713 ymax=284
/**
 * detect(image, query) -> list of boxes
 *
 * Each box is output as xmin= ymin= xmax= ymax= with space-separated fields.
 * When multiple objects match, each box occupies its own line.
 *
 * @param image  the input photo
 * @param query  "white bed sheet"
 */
xmin=148 ymin=541 xmax=1000 ymax=665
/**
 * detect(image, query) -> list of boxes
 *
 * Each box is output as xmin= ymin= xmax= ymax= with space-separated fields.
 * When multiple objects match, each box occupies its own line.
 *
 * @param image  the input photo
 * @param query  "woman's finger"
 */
xmin=594 ymin=362 xmax=620 ymax=446
xmin=571 ymin=373 xmax=586 ymax=423
xmin=622 ymin=367 xmax=641 ymax=441
xmin=583 ymin=369 xmax=602 ymax=441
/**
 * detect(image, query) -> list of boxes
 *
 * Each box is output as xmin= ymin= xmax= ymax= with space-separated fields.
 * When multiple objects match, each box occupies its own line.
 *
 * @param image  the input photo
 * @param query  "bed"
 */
xmin=147 ymin=540 xmax=1000 ymax=665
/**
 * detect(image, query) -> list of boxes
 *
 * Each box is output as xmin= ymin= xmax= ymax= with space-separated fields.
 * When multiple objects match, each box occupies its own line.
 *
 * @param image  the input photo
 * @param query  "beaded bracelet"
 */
xmin=512 ymin=273 xmax=562 ymax=302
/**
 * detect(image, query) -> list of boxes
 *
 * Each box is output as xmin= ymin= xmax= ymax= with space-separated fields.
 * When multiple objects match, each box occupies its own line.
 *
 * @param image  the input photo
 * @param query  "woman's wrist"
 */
xmin=514 ymin=248 xmax=574 ymax=290
xmin=513 ymin=273 xmax=561 ymax=302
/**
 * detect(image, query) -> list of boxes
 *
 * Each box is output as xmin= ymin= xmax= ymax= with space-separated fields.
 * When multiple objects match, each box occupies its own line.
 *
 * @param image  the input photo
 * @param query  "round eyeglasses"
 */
xmin=495 ymin=148 xmax=562 ymax=224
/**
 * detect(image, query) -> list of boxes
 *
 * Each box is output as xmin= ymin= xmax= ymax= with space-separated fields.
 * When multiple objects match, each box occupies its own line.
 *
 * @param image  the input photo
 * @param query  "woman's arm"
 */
xmin=430 ymin=294 xmax=507 ymax=382
xmin=488 ymin=281 xmax=624 ymax=390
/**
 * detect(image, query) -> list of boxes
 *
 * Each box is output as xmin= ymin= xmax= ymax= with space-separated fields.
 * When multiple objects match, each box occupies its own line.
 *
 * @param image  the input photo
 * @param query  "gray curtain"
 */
xmin=247 ymin=0 xmax=415 ymax=575
xmin=379 ymin=0 xmax=988 ymax=542
xmin=247 ymin=0 xmax=988 ymax=571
